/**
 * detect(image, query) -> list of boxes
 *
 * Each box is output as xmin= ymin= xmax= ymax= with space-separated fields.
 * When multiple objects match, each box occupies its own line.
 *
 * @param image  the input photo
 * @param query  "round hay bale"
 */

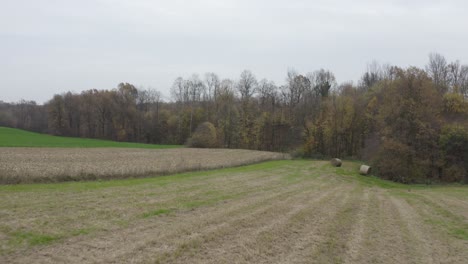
xmin=330 ymin=158 xmax=342 ymax=167
xmin=360 ymin=165 xmax=371 ymax=175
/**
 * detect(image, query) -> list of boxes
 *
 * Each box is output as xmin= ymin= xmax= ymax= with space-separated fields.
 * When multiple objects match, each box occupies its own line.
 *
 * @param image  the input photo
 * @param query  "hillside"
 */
xmin=0 ymin=127 xmax=181 ymax=148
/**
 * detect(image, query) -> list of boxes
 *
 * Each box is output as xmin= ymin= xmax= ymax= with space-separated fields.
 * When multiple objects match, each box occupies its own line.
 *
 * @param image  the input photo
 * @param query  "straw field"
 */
xmin=0 ymin=148 xmax=287 ymax=184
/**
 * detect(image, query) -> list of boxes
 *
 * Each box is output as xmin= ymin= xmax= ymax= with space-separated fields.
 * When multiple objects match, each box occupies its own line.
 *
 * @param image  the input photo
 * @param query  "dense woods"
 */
xmin=1 ymin=53 xmax=467 ymax=183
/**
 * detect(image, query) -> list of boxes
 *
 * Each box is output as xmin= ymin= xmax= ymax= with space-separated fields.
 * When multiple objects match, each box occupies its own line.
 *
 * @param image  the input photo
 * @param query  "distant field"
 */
xmin=0 ymin=127 xmax=181 ymax=148
xmin=0 ymin=148 xmax=287 ymax=184
xmin=0 ymin=160 xmax=467 ymax=263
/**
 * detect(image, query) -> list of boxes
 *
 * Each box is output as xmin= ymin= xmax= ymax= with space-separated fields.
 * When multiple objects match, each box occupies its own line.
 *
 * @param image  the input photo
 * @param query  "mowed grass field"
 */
xmin=1 ymin=160 xmax=467 ymax=263
xmin=0 ymin=127 xmax=181 ymax=148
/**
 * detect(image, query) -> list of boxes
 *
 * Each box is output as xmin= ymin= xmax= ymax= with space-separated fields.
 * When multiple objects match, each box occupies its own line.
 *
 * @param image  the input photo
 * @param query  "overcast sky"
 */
xmin=1 ymin=0 xmax=467 ymax=103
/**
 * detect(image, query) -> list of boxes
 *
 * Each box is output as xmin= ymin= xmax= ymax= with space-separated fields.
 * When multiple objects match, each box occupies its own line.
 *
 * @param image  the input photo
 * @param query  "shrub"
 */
xmin=442 ymin=165 xmax=466 ymax=182
xmin=440 ymin=125 xmax=468 ymax=183
xmin=373 ymin=139 xmax=427 ymax=183
xmin=188 ymin=122 xmax=218 ymax=148
xmin=443 ymin=93 xmax=467 ymax=114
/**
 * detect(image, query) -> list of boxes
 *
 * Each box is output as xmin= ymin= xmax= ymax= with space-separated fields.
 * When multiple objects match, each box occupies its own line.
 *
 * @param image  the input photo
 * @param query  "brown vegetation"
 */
xmin=0 ymin=161 xmax=467 ymax=263
xmin=0 ymin=148 xmax=287 ymax=184
xmin=187 ymin=122 xmax=218 ymax=148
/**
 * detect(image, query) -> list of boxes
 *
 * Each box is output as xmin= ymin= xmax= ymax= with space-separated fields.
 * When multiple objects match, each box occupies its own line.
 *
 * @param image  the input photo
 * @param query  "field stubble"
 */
xmin=0 ymin=148 xmax=287 ymax=184
xmin=0 ymin=160 xmax=467 ymax=263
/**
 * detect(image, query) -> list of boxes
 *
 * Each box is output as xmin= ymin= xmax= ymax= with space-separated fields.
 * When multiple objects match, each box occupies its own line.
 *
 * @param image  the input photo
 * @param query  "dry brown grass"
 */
xmin=0 ymin=148 xmax=288 ymax=184
xmin=0 ymin=160 xmax=467 ymax=263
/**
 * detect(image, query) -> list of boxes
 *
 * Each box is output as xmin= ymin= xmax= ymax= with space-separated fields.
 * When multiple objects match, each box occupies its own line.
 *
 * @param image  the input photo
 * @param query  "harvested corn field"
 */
xmin=0 ymin=160 xmax=467 ymax=263
xmin=0 ymin=148 xmax=287 ymax=184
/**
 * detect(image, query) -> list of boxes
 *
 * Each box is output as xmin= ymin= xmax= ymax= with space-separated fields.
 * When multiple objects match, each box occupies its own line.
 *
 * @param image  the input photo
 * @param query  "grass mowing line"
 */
xmin=153 ymin=176 xmax=337 ymax=263
xmin=358 ymin=191 xmax=385 ymax=262
xmin=386 ymin=195 xmax=427 ymax=262
xmin=135 ymin=167 xmax=285 ymax=209
xmin=175 ymin=167 xmax=331 ymax=240
xmin=242 ymin=184 xmax=350 ymax=262
xmin=396 ymin=191 xmax=468 ymax=240
xmin=152 ymin=174 xmax=328 ymax=258
xmin=344 ymin=162 xmax=468 ymax=242
xmin=0 ymin=226 xmax=96 ymax=255
xmin=141 ymin=192 xmax=245 ymax=219
xmin=0 ymin=126 xmax=181 ymax=148
xmin=142 ymin=209 xmax=173 ymax=218
xmin=203 ymin=171 xmax=330 ymax=221
xmin=9 ymin=231 xmax=61 ymax=247
xmin=141 ymin=161 xmax=318 ymax=219
xmin=310 ymin=185 xmax=364 ymax=263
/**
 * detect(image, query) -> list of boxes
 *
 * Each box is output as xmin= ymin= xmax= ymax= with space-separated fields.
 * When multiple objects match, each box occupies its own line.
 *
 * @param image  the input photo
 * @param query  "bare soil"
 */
xmin=0 ymin=160 xmax=467 ymax=263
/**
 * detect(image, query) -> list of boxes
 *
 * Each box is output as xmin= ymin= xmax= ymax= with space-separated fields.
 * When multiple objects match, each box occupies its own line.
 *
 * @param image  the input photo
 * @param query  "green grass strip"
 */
xmin=0 ymin=126 xmax=181 ymax=148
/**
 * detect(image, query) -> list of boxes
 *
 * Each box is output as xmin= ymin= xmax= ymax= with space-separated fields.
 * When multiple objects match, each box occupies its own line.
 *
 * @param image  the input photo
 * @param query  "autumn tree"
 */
xmin=309 ymin=69 xmax=336 ymax=98
xmin=373 ymin=67 xmax=442 ymax=183
xmin=359 ymin=61 xmax=385 ymax=91
xmin=215 ymin=79 xmax=240 ymax=148
xmin=11 ymin=100 xmax=47 ymax=132
xmin=439 ymin=126 xmax=468 ymax=183
xmin=426 ymin=53 xmax=450 ymax=94
xmin=203 ymin=72 xmax=220 ymax=122
xmin=47 ymin=94 xmax=68 ymax=135
xmin=237 ymin=70 xmax=257 ymax=100
xmin=188 ymin=121 xmax=218 ymax=148
xmin=237 ymin=70 xmax=258 ymax=148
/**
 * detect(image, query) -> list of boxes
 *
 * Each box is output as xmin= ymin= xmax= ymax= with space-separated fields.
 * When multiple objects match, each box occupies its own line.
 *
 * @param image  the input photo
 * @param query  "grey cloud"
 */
xmin=1 ymin=0 xmax=467 ymax=103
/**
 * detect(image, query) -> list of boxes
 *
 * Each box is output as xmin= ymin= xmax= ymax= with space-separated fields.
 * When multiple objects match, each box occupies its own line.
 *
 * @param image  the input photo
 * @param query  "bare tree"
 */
xmin=137 ymin=88 xmax=160 ymax=112
xmin=219 ymin=78 xmax=234 ymax=94
xmin=426 ymin=53 xmax=450 ymax=94
xmin=447 ymin=61 xmax=468 ymax=96
xmin=460 ymin=65 xmax=468 ymax=97
xmin=308 ymin=69 xmax=336 ymax=97
xmin=184 ymin=74 xmax=205 ymax=135
xmin=287 ymin=71 xmax=310 ymax=105
xmin=188 ymin=74 xmax=204 ymax=103
xmin=237 ymin=70 xmax=257 ymax=100
xmin=257 ymin=79 xmax=277 ymax=109
xmin=171 ymin=77 xmax=190 ymax=103
xmin=359 ymin=61 xmax=384 ymax=90
xmin=216 ymin=79 xmax=239 ymax=148
xmin=204 ymin=72 xmax=220 ymax=101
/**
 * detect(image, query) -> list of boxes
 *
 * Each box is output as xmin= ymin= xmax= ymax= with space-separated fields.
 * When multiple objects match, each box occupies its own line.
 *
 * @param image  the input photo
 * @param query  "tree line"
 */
xmin=1 ymin=53 xmax=467 ymax=183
